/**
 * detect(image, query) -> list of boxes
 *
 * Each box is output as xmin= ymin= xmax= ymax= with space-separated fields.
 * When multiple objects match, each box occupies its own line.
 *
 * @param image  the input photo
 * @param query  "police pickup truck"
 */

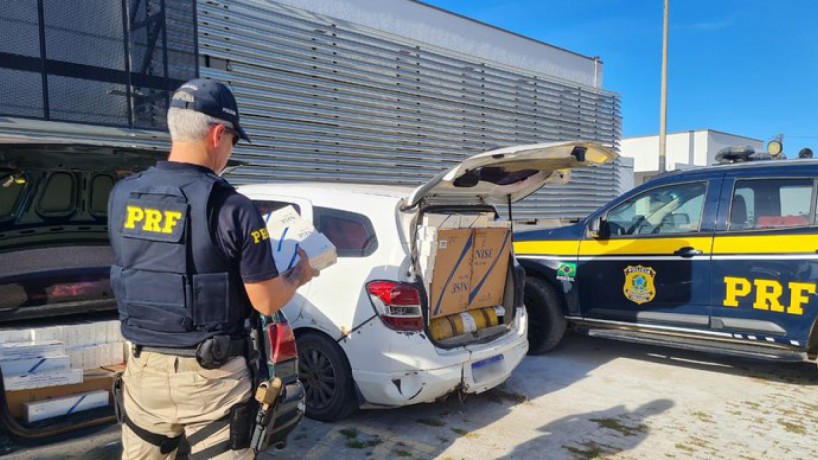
xmin=515 ymin=146 xmax=818 ymax=367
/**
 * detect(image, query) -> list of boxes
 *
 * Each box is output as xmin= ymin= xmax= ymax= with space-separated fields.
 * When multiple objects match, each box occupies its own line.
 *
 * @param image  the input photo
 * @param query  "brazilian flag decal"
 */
xmin=556 ymin=263 xmax=577 ymax=280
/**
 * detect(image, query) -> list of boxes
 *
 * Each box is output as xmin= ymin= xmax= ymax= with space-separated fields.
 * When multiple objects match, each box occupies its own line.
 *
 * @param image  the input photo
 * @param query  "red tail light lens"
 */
xmin=266 ymin=318 xmax=298 ymax=363
xmin=366 ymin=281 xmax=424 ymax=332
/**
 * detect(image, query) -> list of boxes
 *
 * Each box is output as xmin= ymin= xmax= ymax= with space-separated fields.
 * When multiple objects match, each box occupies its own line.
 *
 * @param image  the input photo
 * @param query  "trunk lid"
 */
xmin=406 ymin=141 xmax=617 ymax=207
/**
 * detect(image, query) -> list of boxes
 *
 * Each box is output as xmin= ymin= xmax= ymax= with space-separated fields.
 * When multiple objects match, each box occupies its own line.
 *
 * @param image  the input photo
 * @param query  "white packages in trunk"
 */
xmin=265 ymin=205 xmax=337 ymax=273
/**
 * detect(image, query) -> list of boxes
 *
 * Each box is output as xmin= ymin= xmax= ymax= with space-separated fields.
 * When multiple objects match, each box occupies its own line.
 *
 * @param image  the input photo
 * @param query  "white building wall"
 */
xmin=622 ymin=130 xmax=763 ymax=173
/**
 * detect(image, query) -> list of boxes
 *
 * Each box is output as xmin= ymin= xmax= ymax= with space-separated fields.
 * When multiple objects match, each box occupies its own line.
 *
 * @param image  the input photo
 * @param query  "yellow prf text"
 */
xmin=124 ymin=206 xmax=182 ymax=234
xmin=250 ymin=228 xmax=270 ymax=244
xmin=723 ymin=276 xmax=815 ymax=316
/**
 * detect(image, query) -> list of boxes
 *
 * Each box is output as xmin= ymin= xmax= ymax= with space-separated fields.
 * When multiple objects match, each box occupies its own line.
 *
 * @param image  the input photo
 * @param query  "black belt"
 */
xmin=135 ymin=338 xmax=247 ymax=361
xmin=137 ymin=345 xmax=197 ymax=357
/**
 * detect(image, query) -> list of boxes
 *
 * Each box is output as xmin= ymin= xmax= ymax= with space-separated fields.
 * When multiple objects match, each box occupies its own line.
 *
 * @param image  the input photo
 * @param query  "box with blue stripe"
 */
xmin=468 ymin=228 xmax=511 ymax=310
xmin=430 ymin=229 xmax=474 ymax=318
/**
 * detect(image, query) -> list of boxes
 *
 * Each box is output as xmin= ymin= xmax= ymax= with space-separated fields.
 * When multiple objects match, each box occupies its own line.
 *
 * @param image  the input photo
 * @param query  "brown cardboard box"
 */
xmin=4 ymin=368 xmax=115 ymax=419
xmin=468 ymin=228 xmax=511 ymax=310
xmin=430 ymin=229 xmax=474 ymax=318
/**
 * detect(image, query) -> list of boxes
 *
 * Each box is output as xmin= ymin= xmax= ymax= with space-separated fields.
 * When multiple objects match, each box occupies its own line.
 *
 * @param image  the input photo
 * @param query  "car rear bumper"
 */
xmin=353 ymin=328 xmax=528 ymax=408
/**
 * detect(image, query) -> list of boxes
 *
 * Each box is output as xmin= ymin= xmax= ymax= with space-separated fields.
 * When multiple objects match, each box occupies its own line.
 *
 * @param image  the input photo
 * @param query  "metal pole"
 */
xmin=658 ymin=0 xmax=669 ymax=173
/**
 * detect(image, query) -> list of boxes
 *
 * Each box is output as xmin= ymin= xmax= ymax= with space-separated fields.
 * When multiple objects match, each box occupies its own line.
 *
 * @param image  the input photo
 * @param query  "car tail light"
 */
xmin=265 ymin=317 xmax=298 ymax=364
xmin=366 ymin=281 xmax=424 ymax=332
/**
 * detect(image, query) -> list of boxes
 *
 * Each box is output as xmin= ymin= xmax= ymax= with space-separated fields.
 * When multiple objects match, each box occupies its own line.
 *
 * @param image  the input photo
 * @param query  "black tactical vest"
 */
xmin=109 ymin=164 xmax=251 ymax=347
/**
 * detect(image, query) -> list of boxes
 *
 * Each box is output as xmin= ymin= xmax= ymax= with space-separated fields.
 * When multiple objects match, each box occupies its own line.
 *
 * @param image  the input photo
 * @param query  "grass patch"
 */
xmin=675 ymin=443 xmax=693 ymax=452
xmin=487 ymin=388 xmax=528 ymax=404
xmin=346 ymin=437 xmax=383 ymax=449
xmin=687 ymin=436 xmax=709 ymax=448
xmin=778 ymin=420 xmax=807 ymax=435
xmin=451 ymin=428 xmax=468 ymax=436
xmin=563 ymin=442 xmax=603 ymax=459
xmin=415 ymin=417 xmax=445 ymax=427
xmin=590 ymin=418 xmax=645 ymax=436
xmin=691 ymin=411 xmax=714 ymax=423
xmin=395 ymin=450 xmax=412 ymax=457
xmin=346 ymin=440 xmax=368 ymax=449
xmin=339 ymin=428 xmax=359 ymax=439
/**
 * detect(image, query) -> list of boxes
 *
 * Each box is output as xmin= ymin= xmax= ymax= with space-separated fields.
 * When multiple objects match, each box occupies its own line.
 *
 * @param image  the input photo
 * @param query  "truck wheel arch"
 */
xmin=523 ymin=275 xmax=568 ymax=355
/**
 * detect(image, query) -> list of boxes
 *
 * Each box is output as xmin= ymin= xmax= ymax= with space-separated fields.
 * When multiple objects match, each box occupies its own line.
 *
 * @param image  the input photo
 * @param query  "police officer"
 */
xmin=108 ymin=79 xmax=317 ymax=459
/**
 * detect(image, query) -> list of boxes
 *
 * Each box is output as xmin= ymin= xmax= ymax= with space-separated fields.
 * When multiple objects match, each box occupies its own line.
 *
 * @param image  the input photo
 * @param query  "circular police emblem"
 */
xmin=623 ymin=265 xmax=656 ymax=305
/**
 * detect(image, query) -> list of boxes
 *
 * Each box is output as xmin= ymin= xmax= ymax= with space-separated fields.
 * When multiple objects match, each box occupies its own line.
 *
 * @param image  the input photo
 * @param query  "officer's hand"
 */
xmin=295 ymin=248 xmax=319 ymax=287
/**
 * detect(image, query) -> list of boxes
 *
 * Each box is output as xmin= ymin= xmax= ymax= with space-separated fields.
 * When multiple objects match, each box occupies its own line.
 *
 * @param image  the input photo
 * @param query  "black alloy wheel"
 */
xmin=296 ymin=332 xmax=357 ymax=421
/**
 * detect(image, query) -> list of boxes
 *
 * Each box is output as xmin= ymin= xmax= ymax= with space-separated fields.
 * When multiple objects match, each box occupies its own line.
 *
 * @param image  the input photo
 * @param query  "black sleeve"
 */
xmin=211 ymin=189 xmax=279 ymax=283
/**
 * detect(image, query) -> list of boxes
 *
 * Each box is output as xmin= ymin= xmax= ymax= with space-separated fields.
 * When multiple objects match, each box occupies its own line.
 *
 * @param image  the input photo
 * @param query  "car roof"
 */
xmin=663 ymin=159 xmax=818 ymax=177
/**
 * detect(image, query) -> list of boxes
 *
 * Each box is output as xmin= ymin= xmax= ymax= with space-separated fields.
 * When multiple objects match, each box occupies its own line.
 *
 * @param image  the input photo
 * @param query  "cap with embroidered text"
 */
xmin=169 ymin=79 xmax=250 ymax=142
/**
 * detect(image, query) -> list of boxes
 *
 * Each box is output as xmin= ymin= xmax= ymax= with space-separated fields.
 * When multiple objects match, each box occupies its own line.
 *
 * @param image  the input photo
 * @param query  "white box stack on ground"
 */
xmin=0 ymin=340 xmax=64 ymax=361
xmin=0 ymin=338 xmax=80 ymax=391
xmin=25 ymin=389 xmax=109 ymax=423
xmin=5 ymin=369 xmax=84 ymax=391
xmin=0 ymin=329 xmax=32 ymax=344
xmin=54 ymin=320 xmax=125 ymax=370
xmin=1 ymin=356 xmax=71 ymax=376
xmin=265 ymin=205 xmax=337 ymax=273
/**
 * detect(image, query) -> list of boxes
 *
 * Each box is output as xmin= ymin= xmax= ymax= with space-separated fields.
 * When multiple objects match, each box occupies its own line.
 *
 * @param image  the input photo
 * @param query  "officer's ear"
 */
xmin=207 ymin=123 xmax=225 ymax=149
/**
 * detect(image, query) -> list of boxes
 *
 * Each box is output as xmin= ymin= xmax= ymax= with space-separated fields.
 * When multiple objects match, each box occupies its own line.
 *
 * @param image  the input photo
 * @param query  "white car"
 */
xmin=238 ymin=141 xmax=616 ymax=421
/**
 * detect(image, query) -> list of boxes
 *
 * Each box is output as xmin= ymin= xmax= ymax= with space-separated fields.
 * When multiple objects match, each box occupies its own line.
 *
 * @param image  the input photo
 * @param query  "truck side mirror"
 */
xmin=587 ymin=215 xmax=608 ymax=239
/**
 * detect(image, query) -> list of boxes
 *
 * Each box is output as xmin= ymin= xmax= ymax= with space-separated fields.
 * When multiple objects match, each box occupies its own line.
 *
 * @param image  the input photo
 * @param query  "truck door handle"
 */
xmin=674 ymin=247 xmax=703 ymax=257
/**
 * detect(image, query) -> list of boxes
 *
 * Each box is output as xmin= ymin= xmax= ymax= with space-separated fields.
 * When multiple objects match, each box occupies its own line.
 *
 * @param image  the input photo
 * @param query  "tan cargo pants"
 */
xmin=121 ymin=349 xmax=253 ymax=460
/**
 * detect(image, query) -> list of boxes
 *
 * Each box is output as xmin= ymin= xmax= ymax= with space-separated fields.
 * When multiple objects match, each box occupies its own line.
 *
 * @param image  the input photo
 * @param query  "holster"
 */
xmin=228 ymin=400 xmax=256 ymax=450
xmin=195 ymin=335 xmax=245 ymax=369
xmin=112 ymin=372 xmax=125 ymax=424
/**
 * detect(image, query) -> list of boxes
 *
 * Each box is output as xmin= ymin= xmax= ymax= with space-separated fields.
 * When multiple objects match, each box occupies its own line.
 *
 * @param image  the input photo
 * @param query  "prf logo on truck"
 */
xmin=723 ymin=276 xmax=815 ymax=316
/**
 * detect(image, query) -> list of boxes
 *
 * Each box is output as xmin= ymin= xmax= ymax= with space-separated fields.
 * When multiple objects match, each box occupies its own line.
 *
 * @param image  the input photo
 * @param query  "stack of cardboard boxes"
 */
xmin=0 ymin=320 xmax=125 ymax=423
xmin=417 ymin=213 xmax=512 ymax=340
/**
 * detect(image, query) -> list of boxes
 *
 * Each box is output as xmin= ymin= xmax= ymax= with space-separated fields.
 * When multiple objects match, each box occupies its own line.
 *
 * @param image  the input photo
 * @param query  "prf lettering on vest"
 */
xmin=250 ymin=228 xmax=270 ymax=244
xmin=124 ymin=206 xmax=182 ymax=234
xmin=723 ymin=276 xmax=815 ymax=316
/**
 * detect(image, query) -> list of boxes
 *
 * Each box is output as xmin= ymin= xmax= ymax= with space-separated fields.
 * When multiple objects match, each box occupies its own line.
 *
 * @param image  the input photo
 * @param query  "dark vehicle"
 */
xmin=516 ymin=150 xmax=818 ymax=367
xmin=0 ymin=142 xmax=303 ymax=455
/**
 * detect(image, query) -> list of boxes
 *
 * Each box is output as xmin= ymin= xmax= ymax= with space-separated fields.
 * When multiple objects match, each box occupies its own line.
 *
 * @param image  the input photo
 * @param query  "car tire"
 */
xmin=297 ymin=331 xmax=357 ymax=422
xmin=524 ymin=277 xmax=567 ymax=355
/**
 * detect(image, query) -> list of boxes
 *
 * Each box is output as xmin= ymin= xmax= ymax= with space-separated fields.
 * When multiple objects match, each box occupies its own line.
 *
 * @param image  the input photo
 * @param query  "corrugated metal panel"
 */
xmin=0 ymin=0 xmax=622 ymax=220
xmin=198 ymin=0 xmax=622 ymax=219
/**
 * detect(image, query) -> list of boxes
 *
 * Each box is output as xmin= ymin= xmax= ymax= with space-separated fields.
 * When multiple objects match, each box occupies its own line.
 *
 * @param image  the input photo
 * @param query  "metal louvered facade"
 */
xmin=0 ymin=0 xmax=623 ymax=220
xmin=196 ymin=0 xmax=622 ymax=219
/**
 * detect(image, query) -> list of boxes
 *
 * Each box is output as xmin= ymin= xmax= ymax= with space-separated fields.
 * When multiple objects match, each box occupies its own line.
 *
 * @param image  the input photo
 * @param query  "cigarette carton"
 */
xmin=264 ymin=205 xmax=337 ymax=272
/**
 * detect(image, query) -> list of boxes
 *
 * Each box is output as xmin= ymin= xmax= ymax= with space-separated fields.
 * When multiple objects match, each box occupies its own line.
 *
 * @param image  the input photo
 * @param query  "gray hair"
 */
xmin=167 ymin=108 xmax=233 ymax=142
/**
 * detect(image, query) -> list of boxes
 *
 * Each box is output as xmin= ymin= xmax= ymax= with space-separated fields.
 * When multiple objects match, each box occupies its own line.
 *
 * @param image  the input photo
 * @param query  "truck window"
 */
xmin=729 ymin=178 xmax=813 ymax=231
xmin=606 ymin=181 xmax=707 ymax=236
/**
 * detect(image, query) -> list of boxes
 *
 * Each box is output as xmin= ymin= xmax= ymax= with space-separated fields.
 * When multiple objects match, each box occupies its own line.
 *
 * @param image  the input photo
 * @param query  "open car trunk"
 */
xmin=0 ymin=143 xmax=169 ymax=446
xmin=404 ymin=141 xmax=617 ymax=346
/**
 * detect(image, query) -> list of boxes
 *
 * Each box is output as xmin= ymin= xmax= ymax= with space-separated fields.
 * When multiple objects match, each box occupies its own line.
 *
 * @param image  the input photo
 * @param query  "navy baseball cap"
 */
xmin=169 ymin=79 xmax=250 ymax=142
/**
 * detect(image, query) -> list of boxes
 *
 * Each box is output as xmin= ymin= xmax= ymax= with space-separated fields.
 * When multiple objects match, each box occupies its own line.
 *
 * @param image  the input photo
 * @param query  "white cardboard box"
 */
xmin=30 ymin=326 xmax=63 ymax=342
xmin=25 ymin=389 xmax=109 ymax=423
xmin=0 ymin=329 xmax=32 ymax=344
xmin=0 ymin=356 xmax=71 ymax=377
xmin=265 ymin=205 xmax=337 ymax=272
xmin=0 ymin=340 xmax=65 ymax=361
xmin=4 ymin=368 xmax=83 ymax=391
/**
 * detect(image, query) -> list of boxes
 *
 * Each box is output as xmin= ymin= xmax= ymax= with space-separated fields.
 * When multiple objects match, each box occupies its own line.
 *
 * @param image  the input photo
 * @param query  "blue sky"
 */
xmin=423 ymin=0 xmax=818 ymax=152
